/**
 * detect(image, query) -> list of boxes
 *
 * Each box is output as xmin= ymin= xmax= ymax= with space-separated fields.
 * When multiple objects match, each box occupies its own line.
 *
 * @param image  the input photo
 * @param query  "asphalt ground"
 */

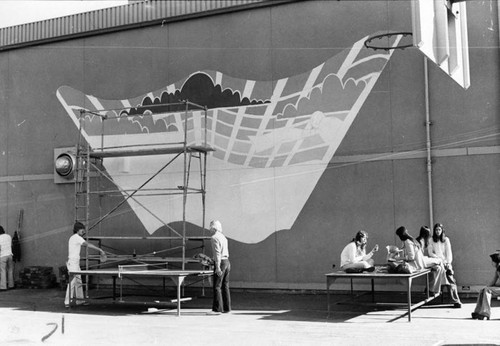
xmin=0 ymin=286 xmax=498 ymax=346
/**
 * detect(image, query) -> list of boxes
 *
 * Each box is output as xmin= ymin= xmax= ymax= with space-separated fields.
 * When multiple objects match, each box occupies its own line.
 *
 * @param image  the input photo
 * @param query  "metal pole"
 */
xmin=424 ymin=58 xmax=434 ymax=227
xmin=101 ymin=115 xmax=104 ymax=151
xmin=182 ymin=101 xmax=189 ymax=271
xmin=201 ymin=106 xmax=209 ymax=295
xmin=75 ymin=109 xmax=85 ymax=223
xmin=204 ymin=106 xmax=208 ymax=147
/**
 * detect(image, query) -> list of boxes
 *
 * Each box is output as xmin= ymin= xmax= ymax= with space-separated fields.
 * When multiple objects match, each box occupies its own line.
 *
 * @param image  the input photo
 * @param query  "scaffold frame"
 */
xmin=73 ymin=100 xmax=214 ymax=280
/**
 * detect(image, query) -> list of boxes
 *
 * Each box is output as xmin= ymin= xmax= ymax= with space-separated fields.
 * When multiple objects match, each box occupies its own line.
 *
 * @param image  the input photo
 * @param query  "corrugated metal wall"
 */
xmin=0 ymin=0 xmax=294 ymax=51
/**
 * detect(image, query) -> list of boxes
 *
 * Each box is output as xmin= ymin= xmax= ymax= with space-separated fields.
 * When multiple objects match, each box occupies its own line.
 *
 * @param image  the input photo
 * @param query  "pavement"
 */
xmin=0 ymin=286 xmax=498 ymax=346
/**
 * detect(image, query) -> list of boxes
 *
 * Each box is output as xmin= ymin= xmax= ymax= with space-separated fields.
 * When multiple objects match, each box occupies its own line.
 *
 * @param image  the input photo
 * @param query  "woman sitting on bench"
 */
xmin=471 ymin=251 xmax=500 ymax=320
xmin=340 ymin=230 xmax=379 ymax=273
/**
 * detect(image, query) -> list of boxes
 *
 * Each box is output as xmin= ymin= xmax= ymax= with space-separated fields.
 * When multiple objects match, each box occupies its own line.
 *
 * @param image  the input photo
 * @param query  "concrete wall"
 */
xmin=0 ymin=0 xmax=498 ymax=290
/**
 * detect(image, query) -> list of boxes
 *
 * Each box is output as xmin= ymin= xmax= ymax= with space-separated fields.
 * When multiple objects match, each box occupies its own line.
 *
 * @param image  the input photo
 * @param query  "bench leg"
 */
xmin=326 ymin=277 xmax=337 ymax=315
xmin=407 ymin=278 xmax=413 ymax=322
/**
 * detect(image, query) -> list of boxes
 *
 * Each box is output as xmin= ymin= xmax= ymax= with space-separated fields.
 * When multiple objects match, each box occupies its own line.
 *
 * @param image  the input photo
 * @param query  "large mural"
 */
xmin=56 ymin=34 xmax=400 ymax=244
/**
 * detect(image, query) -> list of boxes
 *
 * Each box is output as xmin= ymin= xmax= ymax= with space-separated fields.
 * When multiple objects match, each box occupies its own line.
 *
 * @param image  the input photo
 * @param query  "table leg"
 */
xmin=170 ymin=276 xmax=186 ymax=316
xmin=326 ymin=277 xmax=336 ymax=315
xmin=201 ymin=271 xmax=206 ymax=297
xmin=327 ymin=277 xmax=330 ymax=314
xmin=119 ymin=276 xmax=124 ymax=303
xmin=177 ymin=277 xmax=181 ymax=316
xmin=371 ymin=279 xmax=375 ymax=302
xmin=425 ymin=272 xmax=430 ymax=299
xmin=407 ymin=277 xmax=413 ymax=322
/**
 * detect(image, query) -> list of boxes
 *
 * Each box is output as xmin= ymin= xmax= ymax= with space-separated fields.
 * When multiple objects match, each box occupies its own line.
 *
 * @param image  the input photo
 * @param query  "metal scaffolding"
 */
xmin=73 ymin=100 xmax=214 ymax=275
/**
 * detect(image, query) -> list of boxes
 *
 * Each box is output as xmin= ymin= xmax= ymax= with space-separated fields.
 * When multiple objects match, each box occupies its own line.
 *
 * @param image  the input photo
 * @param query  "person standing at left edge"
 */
xmin=0 ymin=226 xmax=14 ymax=291
xmin=208 ymin=220 xmax=231 ymax=315
xmin=64 ymin=222 xmax=106 ymax=307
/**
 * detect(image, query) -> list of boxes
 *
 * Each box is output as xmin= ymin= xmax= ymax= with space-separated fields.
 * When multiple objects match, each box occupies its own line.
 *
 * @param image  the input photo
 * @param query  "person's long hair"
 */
xmin=490 ymin=252 xmax=500 ymax=273
xmin=432 ymin=223 xmax=446 ymax=243
xmin=352 ymin=230 xmax=367 ymax=250
xmin=416 ymin=226 xmax=431 ymax=248
xmin=396 ymin=226 xmax=420 ymax=249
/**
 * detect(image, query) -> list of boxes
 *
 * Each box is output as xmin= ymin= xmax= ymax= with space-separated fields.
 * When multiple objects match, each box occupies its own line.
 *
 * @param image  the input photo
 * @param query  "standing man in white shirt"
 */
xmin=208 ymin=220 xmax=231 ymax=314
xmin=0 ymin=226 xmax=14 ymax=290
xmin=64 ymin=222 xmax=106 ymax=307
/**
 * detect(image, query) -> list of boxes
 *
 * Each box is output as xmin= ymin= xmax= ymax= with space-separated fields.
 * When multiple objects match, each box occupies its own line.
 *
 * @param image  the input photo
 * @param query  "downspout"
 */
xmin=424 ymin=58 xmax=434 ymax=227
xmin=498 ymin=0 xmax=500 ymax=47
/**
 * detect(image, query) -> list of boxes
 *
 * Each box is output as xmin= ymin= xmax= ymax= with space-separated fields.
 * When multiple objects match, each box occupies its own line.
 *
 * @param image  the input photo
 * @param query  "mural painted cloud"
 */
xmin=57 ymin=35 xmax=400 ymax=244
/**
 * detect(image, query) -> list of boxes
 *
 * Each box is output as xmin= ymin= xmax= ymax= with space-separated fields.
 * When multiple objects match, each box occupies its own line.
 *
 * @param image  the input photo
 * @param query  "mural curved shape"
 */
xmin=57 ymin=34 xmax=401 ymax=243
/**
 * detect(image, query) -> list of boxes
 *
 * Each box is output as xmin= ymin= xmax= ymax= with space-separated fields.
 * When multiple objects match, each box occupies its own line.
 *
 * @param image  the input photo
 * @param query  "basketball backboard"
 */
xmin=411 ymin=0 xmax=470 ymax=89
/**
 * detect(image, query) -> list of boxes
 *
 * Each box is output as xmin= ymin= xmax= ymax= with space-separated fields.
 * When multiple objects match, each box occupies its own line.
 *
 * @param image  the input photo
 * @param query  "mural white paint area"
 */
xmin=56 ymin=35 xmax=401 ymax=244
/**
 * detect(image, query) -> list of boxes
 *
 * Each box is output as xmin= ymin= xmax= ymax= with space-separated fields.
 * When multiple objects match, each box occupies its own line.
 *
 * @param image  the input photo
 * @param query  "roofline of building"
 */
xmin=0 ymin=0 xmax=302 ymax=52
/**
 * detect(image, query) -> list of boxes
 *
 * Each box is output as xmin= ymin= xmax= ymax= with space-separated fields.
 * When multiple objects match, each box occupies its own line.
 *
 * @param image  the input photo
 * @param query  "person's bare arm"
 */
xmin=362 ymin=244 xmax=379 ymax=261
xmin=83 ymin=241 xmax=104 ymax=254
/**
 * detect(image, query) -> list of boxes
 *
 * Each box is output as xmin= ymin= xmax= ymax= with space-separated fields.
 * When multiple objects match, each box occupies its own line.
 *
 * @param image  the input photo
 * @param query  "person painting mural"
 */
xmin=208 ymin=220 xmax=231 ymax=314
xmin=64 ymin=222 xmax=106 ymax=307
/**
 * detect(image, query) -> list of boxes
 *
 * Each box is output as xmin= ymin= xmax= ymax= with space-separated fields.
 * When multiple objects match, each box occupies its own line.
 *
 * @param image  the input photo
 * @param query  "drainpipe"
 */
xmin=424 ymin=58 xmax=434 ymax=227
xmin=498 ymin=0 xmax=500 ymax=47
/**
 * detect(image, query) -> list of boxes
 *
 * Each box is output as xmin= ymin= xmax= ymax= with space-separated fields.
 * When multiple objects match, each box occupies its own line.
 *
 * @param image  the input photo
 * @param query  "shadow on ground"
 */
xmin=0 ymin=286 xmax=489 ymax=324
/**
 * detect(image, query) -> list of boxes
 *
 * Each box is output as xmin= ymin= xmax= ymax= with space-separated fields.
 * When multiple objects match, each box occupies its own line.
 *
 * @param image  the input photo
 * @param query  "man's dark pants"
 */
xmin=212 ymin=259 xmax=231 ymax=312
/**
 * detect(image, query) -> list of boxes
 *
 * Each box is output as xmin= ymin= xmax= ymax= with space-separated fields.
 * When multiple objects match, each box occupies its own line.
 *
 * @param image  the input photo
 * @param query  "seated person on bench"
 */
xmin=471 ymin=251 xmax=500 ymax=320
xmin=340 ymin=230 xmax=379 ymax=273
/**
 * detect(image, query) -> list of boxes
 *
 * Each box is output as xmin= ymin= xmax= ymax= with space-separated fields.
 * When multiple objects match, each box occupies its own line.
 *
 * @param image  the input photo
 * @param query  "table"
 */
xmin=68 ymin=267 xmax=213 ymax=316
xmin=326 ymin=268 xmax=438 ymax=322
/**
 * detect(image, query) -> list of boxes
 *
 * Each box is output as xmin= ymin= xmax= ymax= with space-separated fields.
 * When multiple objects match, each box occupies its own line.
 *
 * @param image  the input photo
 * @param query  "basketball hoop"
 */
xmin=364 ymin=32 xmax=413 ymax=51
